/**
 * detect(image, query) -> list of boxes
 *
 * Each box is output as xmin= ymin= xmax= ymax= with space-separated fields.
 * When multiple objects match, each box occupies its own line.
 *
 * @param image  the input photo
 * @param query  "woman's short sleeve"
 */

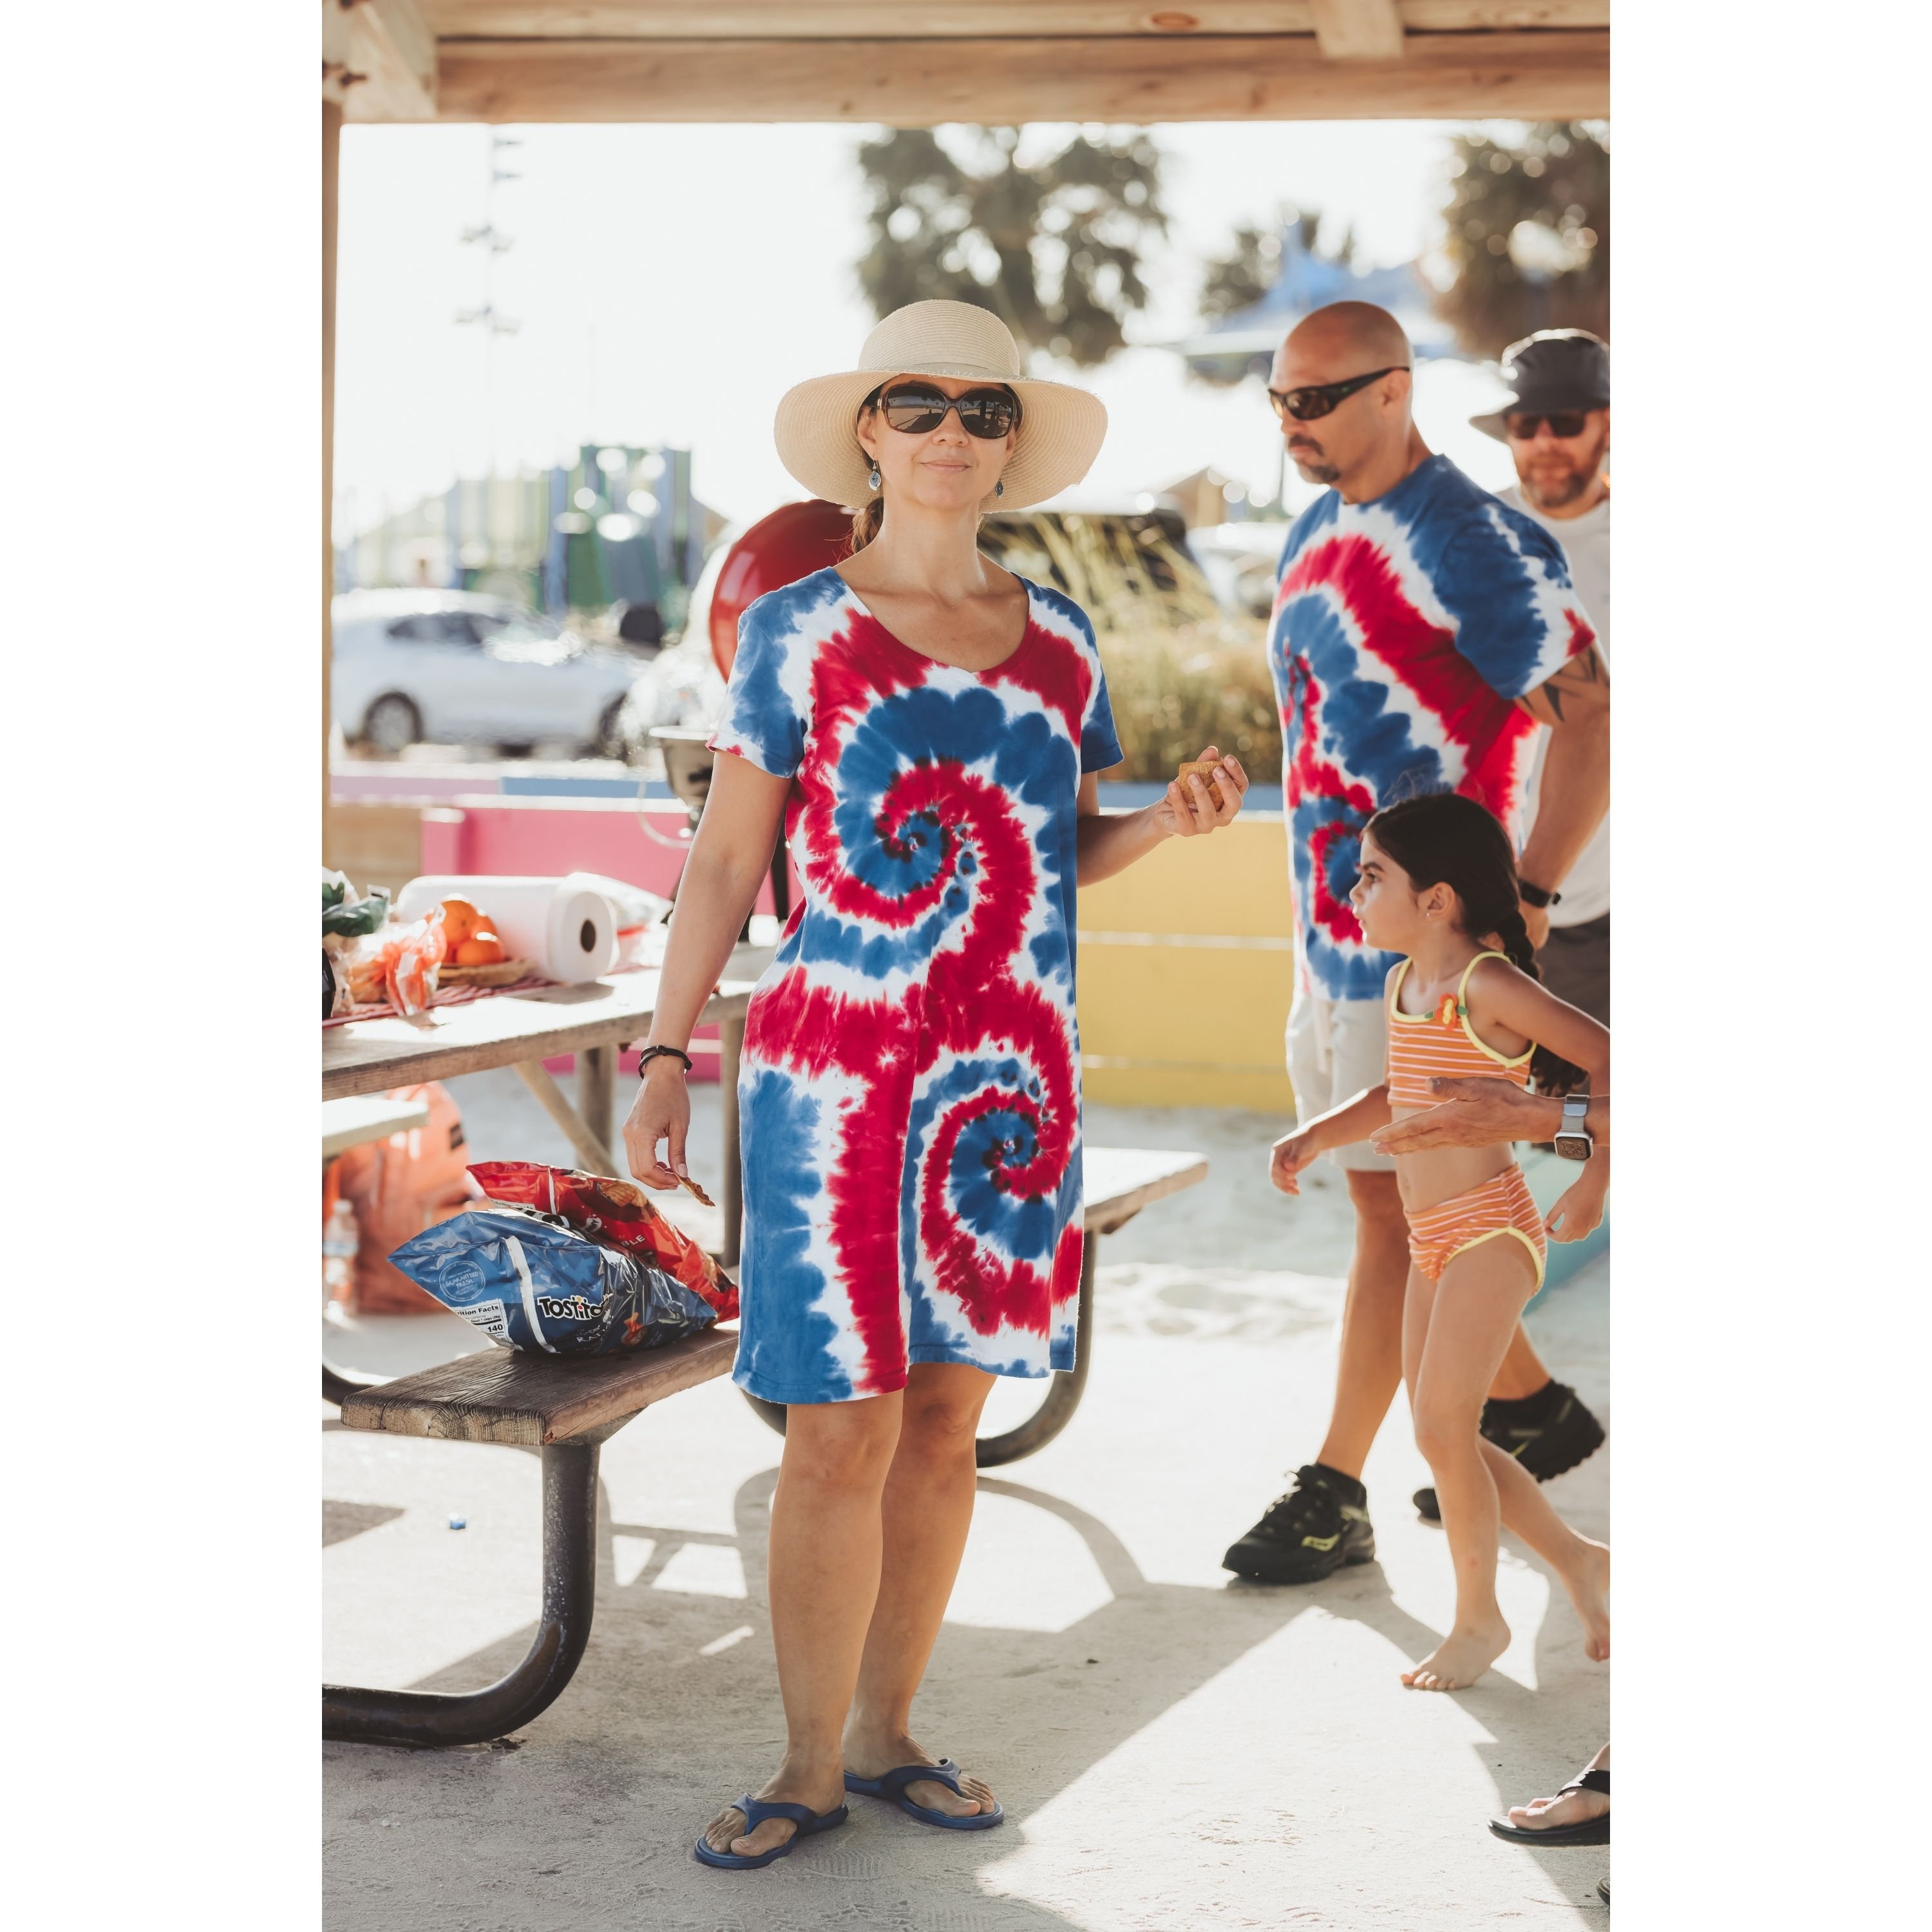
xmin=707 ymin=586 xmax=813 ymax=779
xmin=1080 ymin=661 xmax=1124 ymax=775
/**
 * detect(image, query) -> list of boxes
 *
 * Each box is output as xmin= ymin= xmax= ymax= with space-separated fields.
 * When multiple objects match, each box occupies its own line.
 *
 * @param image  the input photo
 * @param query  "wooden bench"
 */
xmin=322 ymin=1143 xmax=1205 ymax=1750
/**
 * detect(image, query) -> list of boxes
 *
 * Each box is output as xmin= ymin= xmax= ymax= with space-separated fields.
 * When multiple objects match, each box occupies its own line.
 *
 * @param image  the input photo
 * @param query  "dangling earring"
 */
xmin=867 ymin=464 xmax=881 ymax=492
xmin=994 ymin=480 xmax=1005 ymax=498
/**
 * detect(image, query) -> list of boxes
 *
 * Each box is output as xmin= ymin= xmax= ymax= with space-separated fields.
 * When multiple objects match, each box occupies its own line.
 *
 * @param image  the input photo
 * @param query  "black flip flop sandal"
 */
xmin=1487 ymin=1765 xmax=1609 ymax=1846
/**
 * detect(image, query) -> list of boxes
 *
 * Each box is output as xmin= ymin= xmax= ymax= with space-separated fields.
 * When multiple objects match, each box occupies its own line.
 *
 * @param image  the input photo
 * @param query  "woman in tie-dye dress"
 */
xmin=621 ymin=301 xmax=1247 ymax=1871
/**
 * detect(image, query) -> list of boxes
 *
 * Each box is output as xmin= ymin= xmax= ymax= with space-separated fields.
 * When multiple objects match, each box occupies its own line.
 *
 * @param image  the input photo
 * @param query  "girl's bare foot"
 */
xmin=1401 ymin=1615 xmax=1511 ymax=1691
xmin=844 ymin=1726 xmax=997 ymax=1820
xmin=700 ymin=1756 xmax=846 ymax=1860
xmin=1557 ymin=1537 xmax=1611 ymax=1663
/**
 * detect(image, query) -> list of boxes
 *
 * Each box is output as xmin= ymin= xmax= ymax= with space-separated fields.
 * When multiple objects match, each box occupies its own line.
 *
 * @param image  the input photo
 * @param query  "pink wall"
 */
xmin=421 ymin=797 xmax=787 ymax=1087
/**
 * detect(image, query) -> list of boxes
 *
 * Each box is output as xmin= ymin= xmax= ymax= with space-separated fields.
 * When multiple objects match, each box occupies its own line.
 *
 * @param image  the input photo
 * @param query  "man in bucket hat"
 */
xmin=1473 ymin=330 xmax=1612 ymax=1029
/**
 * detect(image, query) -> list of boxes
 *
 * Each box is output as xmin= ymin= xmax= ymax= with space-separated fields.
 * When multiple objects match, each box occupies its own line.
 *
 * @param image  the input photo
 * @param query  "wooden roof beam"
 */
xmin=420 ymin=4 xmax=1611 ymax=33
xmin=1309 ymin=1 xmax=1405 ymax=61
xmin=324 ymin=0 xmax=439 ymax=121
xmin=430 ymin=30 xmax=1608 ymax=124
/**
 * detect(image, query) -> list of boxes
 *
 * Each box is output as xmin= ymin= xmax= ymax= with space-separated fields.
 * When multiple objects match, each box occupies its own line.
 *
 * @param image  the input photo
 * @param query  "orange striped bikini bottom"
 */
xmin=1405 ymin=1165 xmax=1547 ymax=1288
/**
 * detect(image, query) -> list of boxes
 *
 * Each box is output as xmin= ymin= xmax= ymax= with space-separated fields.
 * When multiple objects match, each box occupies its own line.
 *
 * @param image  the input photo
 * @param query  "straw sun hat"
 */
xmin=773 ymin=299 xmax=1108 ymax=513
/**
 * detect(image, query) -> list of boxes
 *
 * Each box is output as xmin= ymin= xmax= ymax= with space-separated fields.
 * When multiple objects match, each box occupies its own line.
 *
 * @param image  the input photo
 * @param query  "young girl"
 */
xmin=1270 ymin=792 xmax=1610 ymax=1691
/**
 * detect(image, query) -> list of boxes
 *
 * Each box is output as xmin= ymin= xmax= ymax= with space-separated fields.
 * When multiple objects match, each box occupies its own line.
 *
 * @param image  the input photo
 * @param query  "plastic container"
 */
xmin=324 ymin=1195 xmax=359 ymax=1313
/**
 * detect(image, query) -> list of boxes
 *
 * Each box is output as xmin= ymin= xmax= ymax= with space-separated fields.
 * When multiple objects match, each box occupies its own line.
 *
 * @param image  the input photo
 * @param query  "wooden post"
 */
xmin=512 ymin=1059 xmax=623 ymax=1177
xmin=323 ymin=100 xmax=343 ymax=865
xmin=578 ymin=1045 xmax=616 ymax=1170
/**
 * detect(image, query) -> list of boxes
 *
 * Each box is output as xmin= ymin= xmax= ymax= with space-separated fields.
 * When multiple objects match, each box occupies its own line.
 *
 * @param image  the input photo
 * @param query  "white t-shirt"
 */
xmin=1502 ymin=486 xmax=1609 ymax=926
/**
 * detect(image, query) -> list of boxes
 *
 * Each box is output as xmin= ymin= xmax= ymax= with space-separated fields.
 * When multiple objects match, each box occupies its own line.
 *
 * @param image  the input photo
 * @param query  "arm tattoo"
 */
xmin=1528 ymin=645 xmax=1607 ymax=724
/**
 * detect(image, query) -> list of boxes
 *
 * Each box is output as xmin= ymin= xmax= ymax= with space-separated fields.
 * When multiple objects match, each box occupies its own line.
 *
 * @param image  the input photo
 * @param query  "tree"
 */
xmin=1200 ymin=220 xmax=1282 ymax=325
xmin=1434 ymin=123 xmax=1609 ymax=357
xmin=855 ymin=126 xmax=1167 ymax=367
xmin=1199 ymin=209 xmax=1363 ymax=327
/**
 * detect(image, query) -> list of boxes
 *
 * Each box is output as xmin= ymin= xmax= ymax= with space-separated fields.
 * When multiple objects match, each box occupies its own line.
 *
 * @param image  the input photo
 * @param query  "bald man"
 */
xmin=1223 ymin=302 xmax=1611 ymax=1586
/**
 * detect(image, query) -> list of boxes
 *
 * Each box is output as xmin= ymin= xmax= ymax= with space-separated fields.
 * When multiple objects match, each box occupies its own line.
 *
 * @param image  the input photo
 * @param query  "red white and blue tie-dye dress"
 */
xmin=706 ymin=567 xmax=1122 ymax=1405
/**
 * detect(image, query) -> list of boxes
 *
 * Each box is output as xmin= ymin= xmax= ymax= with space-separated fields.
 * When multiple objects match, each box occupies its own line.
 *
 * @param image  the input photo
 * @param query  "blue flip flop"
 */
xmin=691 ymin=1795 xmax=849 ymax=1870
xmin=844 ymin=1759 xmax=1004 ymax=1830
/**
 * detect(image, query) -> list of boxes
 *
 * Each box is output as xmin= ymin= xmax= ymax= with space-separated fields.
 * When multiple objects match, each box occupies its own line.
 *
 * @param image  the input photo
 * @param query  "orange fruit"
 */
xmin=455 ymin=933 xmax=506 ymax=966
xmin=440 ymin=896 xmax=484 ymax=946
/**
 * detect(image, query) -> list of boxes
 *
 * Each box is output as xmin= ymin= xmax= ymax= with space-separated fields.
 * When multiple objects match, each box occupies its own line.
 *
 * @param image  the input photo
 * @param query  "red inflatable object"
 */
xmin=708 ymin=498 xmax=854 ymax=679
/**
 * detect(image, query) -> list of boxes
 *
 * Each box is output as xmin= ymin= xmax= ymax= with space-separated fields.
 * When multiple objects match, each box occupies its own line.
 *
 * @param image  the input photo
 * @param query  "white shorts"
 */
xmin=1285 ymin=990 xmax=1394 ymax=1173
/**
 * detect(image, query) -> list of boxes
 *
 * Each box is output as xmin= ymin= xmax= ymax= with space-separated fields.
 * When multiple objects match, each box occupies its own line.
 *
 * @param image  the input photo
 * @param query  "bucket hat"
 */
xmin=773 ymin=300 xmax=1107 ymax=512
xmin=1471 ymin=329 xmax=1610 ymax=441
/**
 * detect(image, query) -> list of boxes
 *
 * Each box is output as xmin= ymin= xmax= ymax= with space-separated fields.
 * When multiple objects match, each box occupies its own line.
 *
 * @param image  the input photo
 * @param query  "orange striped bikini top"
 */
xmin=1385 ymin=951 xmax=1535 ymax=1109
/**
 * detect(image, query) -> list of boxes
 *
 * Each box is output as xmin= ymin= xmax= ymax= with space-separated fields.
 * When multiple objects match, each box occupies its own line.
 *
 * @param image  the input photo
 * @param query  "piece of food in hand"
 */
xmin=676 ymin=1171 xmax=716 ymax=1208
xmin=439 ymin=896 xmax=485 ymax=948
xmin=453 ymin=932 xmax=506 ymax=966
xmin=1177 ymin=759 xmax=1225 ymax=810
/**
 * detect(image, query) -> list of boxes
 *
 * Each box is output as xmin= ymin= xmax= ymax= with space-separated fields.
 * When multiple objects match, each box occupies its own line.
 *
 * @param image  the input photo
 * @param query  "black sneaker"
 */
xmin=1414 ymin=1379 xmax=1606 ymax=1521
xmin=1222 ymin=1464 xmax=1374 ymax=1583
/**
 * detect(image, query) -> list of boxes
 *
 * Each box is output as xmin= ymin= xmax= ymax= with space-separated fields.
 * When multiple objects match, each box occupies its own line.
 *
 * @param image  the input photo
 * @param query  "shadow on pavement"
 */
xmin=326 ymin=1447 xmax=1607 ymax=1929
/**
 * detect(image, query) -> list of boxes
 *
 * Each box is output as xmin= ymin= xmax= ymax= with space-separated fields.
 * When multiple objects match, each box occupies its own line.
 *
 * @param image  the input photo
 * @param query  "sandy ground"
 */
xmin=324 ymin=1073 xmax=1609 ymax=1930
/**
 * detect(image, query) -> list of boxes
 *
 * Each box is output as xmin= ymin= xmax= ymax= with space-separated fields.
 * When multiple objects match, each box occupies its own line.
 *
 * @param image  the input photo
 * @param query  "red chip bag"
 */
xmin=467 ymin=1161 xmax=738 ymax=1321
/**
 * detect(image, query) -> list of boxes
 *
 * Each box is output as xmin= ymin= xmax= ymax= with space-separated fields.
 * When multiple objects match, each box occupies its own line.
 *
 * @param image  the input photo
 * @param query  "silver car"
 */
xmin=332 ymin=590 xmax=643 ymax=755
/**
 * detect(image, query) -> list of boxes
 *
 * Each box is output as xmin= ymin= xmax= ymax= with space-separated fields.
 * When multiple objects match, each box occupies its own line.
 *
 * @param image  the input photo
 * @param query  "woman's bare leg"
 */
xmin=700 ymin=1390 xmax=902 ymax=1859
xmin=844 ymin=1362 xmax=999 ymax=1819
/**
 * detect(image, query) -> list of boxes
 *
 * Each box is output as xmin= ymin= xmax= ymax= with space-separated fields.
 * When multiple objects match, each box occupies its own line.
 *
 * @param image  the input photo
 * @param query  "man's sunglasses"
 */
xmin=868 ymin=382 xmax=1021 ymax=439
xmin=1505 ymin=411 xmax=1591 ymax=440
xmin=1267 ymin=365 xmax=1408 ymax=422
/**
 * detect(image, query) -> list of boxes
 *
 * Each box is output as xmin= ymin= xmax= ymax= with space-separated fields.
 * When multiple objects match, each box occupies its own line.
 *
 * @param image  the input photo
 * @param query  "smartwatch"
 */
xmin=1553 ymin=1094 xmax=1593 ymax=1161
xmin=1519 ymin=880 xmax=1563 ymax=910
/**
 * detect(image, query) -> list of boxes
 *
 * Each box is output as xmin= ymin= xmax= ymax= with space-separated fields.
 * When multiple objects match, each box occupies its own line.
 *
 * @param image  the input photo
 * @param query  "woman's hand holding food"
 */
xmin=1157 ymin=745 xmax=1249 ymax=838
xmin=623 ymin=1057 xmax=692 ymax=1191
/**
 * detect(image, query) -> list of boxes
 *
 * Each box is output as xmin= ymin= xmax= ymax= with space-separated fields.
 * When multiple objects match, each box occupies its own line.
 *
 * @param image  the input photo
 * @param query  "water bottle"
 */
xmin=324 ymin=1195 xmax=359 ymax=1318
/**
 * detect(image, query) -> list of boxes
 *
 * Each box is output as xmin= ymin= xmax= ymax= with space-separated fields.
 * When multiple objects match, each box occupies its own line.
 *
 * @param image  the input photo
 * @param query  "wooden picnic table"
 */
xmin=323 ymin=967 xmax=757 ymax=1247
xmin=320 ymin=971 xmax=756 ymax=1410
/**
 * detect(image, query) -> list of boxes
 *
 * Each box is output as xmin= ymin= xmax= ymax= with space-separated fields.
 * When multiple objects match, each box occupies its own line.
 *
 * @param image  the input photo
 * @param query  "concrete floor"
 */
xmin=324 ymin=1072 xmax=1609 ymax=1930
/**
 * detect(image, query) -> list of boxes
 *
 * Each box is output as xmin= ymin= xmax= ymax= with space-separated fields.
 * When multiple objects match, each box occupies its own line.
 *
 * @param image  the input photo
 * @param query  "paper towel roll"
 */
xmin=395 ymin=874 xmax=618 ymax=984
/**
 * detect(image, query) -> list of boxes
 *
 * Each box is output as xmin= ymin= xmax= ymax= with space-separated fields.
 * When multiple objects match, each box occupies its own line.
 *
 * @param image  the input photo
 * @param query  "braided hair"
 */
xmin=1364 ymin=791 xmax=1586 ymax=1094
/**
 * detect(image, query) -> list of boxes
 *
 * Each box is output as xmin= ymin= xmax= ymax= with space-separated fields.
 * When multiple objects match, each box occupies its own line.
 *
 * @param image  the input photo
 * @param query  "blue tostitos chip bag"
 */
xmin=388 ymin=1203 xmax=718 ymax=1357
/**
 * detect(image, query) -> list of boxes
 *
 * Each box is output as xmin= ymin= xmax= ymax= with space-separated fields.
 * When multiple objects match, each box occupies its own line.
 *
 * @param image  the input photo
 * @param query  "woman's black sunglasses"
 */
xmin=1267 ymin=365 xmax=1408 ymax=422
xmin=868 ymin=381 xmax=1021 ymax=440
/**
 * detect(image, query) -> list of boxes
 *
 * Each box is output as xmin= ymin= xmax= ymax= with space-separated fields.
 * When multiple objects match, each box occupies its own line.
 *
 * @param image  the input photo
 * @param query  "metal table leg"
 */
xmin=740 ymin=1226 xmax=1104 ymax=1466
xmin=322 ymin=1361 xmax=383 ymax=1407
xmin=323 ymin=1439 xmax=601 ymax=1748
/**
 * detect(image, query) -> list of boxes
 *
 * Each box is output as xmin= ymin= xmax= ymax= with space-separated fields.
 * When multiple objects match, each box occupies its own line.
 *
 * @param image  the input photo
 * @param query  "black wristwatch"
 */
xmin=636 ymin=1044 xmax=693 ymax=1075
xmin=1553 ymin=1095 xmax=1593 ymax=1161
xmin=1519 ymin=879 xmax=1562 ymax=910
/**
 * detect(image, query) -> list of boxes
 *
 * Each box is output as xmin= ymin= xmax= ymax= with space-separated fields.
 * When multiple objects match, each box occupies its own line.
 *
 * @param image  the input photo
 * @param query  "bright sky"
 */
xmin=333 ymin=118 xmax=1525 ymax=538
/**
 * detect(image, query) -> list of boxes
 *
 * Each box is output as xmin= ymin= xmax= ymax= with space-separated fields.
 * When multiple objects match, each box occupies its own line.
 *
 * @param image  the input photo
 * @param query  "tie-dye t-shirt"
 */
xmin=1269 ymin=455 xmax=1595 ymax=1001
xmin=708 ymin=567 xmax=1122 ymax=1405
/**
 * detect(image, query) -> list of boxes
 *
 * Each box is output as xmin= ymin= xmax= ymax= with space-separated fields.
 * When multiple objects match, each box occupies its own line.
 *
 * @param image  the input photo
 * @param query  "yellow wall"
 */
xmin=1076 ymin=814 xmax=1298 ymax=1113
